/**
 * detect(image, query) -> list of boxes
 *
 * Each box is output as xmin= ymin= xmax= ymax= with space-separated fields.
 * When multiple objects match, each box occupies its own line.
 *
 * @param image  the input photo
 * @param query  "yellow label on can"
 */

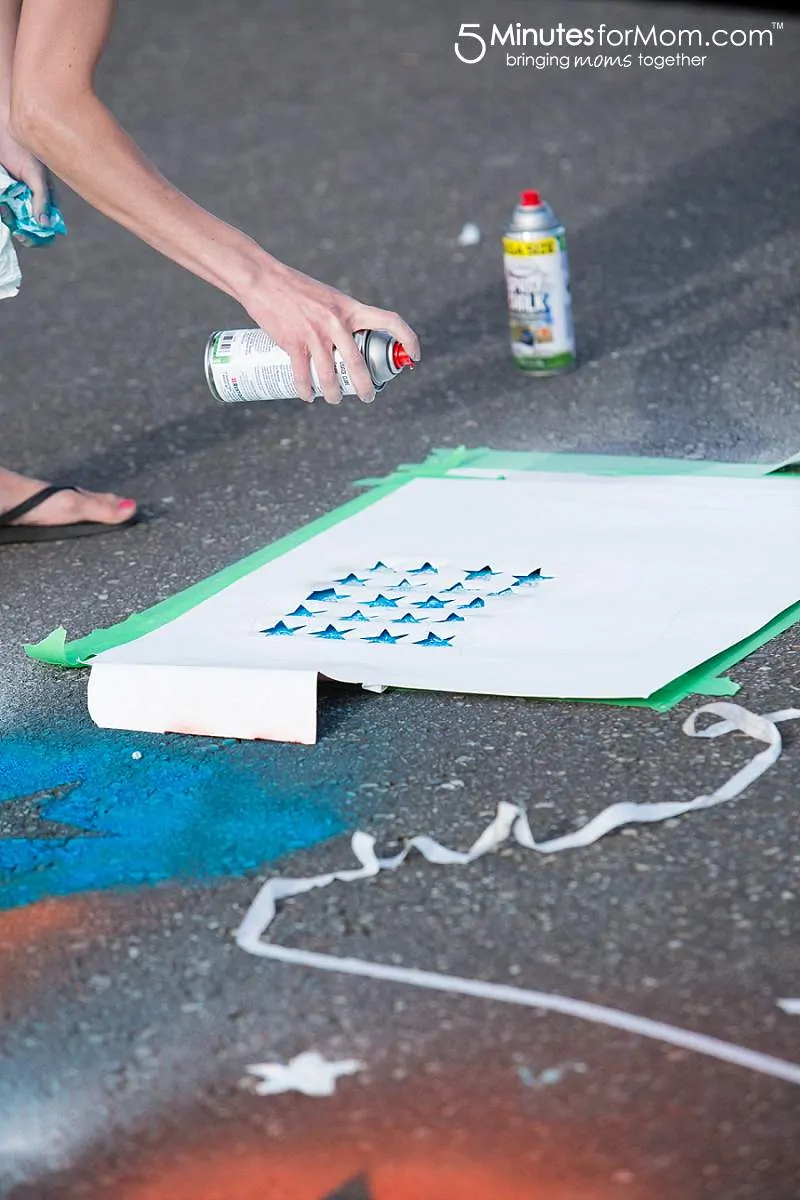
xmin=502 ymin=236 xmax=558 ymax=256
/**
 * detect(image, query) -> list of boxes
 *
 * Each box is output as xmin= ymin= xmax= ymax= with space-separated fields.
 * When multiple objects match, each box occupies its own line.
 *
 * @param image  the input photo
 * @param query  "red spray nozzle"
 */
xmin=392 ymin=342 xmax=414 ymax=370
xmin=520 ymin=189 xmax=541 ymax=207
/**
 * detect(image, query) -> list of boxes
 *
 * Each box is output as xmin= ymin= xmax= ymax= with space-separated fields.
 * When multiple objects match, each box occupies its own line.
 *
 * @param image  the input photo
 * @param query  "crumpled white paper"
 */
xmin=0 ymin=220 xmax=21 ymax=299
xmin=237 ymin=702 xmax=800 ymax=1086
xmin=246 ymin=1051 xmax=362 ymax=1096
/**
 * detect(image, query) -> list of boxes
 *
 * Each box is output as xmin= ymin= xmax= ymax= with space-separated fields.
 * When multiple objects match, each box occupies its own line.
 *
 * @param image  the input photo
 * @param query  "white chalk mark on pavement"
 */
xmin=246 ymin=1051 xmax=363 ymax=1097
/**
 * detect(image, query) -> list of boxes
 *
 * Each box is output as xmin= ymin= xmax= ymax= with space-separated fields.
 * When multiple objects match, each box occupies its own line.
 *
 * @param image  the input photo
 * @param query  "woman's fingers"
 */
xmin=333 ymin=325 xmax=376 ymax=403
xmin=352 ymin=305 xmax=421 ymax=361
xmin=26 ymin=161 xmax=51 ymax=225
xmin=288 ymin=343 xmax=315 ymax=403
xmin=308 ymin=333 xmax=342 ymax=406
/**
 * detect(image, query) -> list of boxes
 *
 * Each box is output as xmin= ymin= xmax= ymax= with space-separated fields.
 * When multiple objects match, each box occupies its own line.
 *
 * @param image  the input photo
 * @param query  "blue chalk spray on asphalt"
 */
xmin=0 ymin=727 xmax=345 ymax=910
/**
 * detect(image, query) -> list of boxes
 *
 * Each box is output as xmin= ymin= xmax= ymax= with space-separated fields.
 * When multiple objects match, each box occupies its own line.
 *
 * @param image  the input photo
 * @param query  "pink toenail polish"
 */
xmin=119 ymin=498 xmax=136 ymax=510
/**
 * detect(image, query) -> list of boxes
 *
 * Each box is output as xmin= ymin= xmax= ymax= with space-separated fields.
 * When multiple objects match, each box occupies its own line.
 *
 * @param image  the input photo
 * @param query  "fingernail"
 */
xmin=360 ymin=391 xmax=376 ymax=404
xmin=119 ymin=498 xmax=136 ymax=510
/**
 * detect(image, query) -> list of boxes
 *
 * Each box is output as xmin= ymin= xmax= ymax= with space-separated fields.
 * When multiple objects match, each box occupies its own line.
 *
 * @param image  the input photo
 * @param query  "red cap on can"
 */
xmin=520 ymin=189 xmax=541 ymax=207
xmin=392 ymin=342 xmax=414 ymax=370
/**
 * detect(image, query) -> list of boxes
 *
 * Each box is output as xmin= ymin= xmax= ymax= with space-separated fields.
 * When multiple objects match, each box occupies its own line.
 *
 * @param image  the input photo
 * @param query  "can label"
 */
xmin=503 ymin=232 xmax=575 ymax=372
xmin=207 ymin=329 xmax=356 ymax=402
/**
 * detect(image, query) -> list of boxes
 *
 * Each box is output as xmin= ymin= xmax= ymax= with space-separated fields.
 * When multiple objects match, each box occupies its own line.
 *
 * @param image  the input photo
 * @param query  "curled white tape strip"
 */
xmin=236 ymin=703 xmax=800 ymax=1085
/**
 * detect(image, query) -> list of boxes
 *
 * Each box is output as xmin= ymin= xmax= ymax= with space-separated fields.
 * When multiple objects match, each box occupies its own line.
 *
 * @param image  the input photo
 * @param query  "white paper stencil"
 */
xmin=88 ymin=473 xmax=800 ymax=741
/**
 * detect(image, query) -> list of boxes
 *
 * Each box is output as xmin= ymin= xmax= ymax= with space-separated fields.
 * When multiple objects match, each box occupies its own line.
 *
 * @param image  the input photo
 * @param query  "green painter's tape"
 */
xmin=355 ymin=447 xmax=785 ymax=489
xmin=25 ymin=446 xmax=800 ymax=712
xmin=24 ymin=476 xmax=408 ymax=668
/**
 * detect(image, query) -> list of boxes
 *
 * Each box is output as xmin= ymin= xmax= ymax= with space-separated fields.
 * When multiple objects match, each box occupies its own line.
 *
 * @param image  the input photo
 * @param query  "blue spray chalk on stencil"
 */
xmin=489 ymin=587 xmax=515 ymax=598
xmin=459 ymin=597 xmax=485 ymax=610
xmin=0 ymin=726 xmax=345 ymax=911
xmin=392 ymin=613 xmax=423 ymax=625
xmin=368 ymin=561 xmax=391 ymax=573
xmin=307 ymin=587 xmax=350 ymax=602
xmin=388 ymin=578 xmax=415 ymax=591
xmin=437 ymin=612 xmax=465 ymax=624
xmin=415 ymin=633 xmax=454 ymax=648
xmin=442 ymin=582 xmax=467 ymax=594
xmin=513 ymin=569 xmax=547 ymax=586
xmin=287 ymin=605 xmax=319 ymax=619
xmin=341 ymin=610 xmax=369 ymax=622
xmin=261 ymin=620 xmax=304 ymax=636
xmin=465 ymin=566 xmax=500 ymax=580
xmin=408 ymin=562 xmax=438 ymax=576
xmin=362 ymin=630 xmax=406 ymax=645
xmin=413 ymin=596 xmax=448 ymax=610
xmin=364 ymin=594 xmax=400 ymax=609
xmin=335 ymin=573 xmax=366 ymax=585
xmin=311 ymin=625 xmax=354 ymax=640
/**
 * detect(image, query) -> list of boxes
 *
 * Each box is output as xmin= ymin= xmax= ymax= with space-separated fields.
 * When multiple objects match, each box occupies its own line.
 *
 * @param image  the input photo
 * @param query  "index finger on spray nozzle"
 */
xmin=359 ymin=306 xmax=421 ymax=362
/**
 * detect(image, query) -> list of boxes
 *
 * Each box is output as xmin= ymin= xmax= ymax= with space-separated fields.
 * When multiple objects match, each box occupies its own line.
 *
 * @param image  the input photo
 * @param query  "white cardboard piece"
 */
xmin=88 ymin=473 xmax=800 ymax=742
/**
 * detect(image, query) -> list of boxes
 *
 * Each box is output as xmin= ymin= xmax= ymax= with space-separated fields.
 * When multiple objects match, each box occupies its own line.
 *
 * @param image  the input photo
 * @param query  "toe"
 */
xmin=71 ymin=490 xmax=138 ymax=525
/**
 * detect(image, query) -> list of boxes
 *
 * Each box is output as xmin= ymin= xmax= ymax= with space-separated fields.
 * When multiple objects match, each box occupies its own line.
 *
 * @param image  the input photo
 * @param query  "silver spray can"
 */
xmin=204 ymin=328 xmax=414 ymax=403
xmin=503 ymin=189 xmax=576 ymax=375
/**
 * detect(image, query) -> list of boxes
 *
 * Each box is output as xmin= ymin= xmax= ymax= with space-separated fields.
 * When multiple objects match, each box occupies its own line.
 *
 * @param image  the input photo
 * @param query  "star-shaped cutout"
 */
xmin=368 ymin=561 xmax=391 ymax=572
xmin=412 ymin=596 xmax=448 ymax=610
xmin=246 ymin=1051 xmax=362 ymax=1097
xmin=442 ymin=582 xmax=466 ymax=593
xmin=458 ymin=597 xmax=485 ymax=610
xmin=415 ymin=632 xmax=454 ymax=648
xmin=436 ymin=612 xmax=465 ymax=624
xmin=307 ymin=587 xmax=349 ymax=602
xmin=388 ymin=578 xmax=415 ymax=590
xmin=512 ymin=569 xmax=545 ymax=586
xmin=362 ymin=629 xmax=406 ymax=644
xmin=465 ymin=566 xmax=500 ymax=580
xmin=489 ymin=587 xmax=515 ymax=598
xmin=261 ymin=620 xmax=304 ymax=636
xmin=392 ymin=613 xmax=423 ymax=624
xmin=408 ymin=561 xmax=438 ymax=575
xmin=335 ymin=573 xmax=366 ymax=585
xmin=364 ymin=594 xmax=399 ymax=609
xmin=287 ymin=604 xmax=319 ymax=618
xmin=311 ymin=625 xmax=353 ymax=640
xmin=341 ymin=610 xmax=369 ymax=622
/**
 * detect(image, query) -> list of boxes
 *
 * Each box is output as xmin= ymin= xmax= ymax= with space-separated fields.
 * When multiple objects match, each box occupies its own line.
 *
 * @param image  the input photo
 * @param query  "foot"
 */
xmin=0 ymin=468 xmax=137 ymax=527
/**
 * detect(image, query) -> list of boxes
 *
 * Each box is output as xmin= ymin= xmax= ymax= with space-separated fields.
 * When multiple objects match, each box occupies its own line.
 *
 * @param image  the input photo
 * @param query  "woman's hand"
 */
xmin=242 ymin=258 xmax=421 ymax=406
xmin=0 ymin=125 xmax=49 ymax=221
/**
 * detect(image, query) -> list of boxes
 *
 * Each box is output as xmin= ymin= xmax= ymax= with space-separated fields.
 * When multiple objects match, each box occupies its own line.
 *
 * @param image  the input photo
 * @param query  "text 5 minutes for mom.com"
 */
xmin=454 ymin=21 xmax=783 ymax=70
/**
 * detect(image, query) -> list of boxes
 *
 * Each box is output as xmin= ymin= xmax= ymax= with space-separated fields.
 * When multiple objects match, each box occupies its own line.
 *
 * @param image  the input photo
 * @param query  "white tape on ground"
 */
xmin=236 ymin=703 xmax=800 ymax=1086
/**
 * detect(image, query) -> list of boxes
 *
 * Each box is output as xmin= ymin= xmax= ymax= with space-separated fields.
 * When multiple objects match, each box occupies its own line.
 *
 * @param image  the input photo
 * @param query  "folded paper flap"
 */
xmin=88 ymin=660 xmax=319 ymax=744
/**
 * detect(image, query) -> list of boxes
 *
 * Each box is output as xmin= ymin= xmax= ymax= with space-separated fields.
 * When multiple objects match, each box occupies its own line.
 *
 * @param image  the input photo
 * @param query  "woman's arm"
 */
xmin=0 ymin=0 xmax=19 ymax=114
xmin=10 ymin=0 xmax=419 ymax=403
xmin=0 ymin=0 xmax=49 ymax=215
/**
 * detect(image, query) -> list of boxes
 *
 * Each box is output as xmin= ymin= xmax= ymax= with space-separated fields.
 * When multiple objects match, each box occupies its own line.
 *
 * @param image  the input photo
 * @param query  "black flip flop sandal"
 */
xmin=0 ymin=485 xmax=140 ymax=545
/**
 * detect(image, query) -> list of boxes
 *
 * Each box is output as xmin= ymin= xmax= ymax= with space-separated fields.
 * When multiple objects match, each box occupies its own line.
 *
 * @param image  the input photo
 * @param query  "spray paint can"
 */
xmin=503 ymin=190 xmax=576 ymax=375
xmin=204 ymin=328 xmax=414 ymax=403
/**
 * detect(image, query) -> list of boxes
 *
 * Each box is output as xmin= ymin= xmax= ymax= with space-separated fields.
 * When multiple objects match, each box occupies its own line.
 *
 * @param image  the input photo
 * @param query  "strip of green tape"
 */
xmin=24 ymin=475 xmax=409 ymax=668
xmin=25 ymin=446 xmax=800 ymax=712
